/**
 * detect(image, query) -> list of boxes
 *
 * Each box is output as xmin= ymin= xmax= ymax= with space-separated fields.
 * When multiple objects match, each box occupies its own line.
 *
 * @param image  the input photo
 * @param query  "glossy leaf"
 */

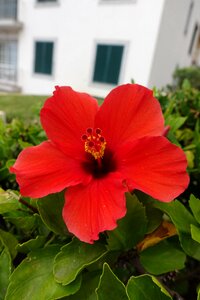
xmin=0 ymin=247 xmax=12 ymax=300
xmin=66 ymin=271 xmax=101 ymax=300
xmin=126 ymin=274 xmax=172 ymax=300
xmin=17 ymin=235 xmax=46 ymax=254
xmin=189 ymin=194 xmax=200 ymax=224
xmin=37 ymin=192 xmax=69 ymax=236
xmin=140 ymin=240 xmax=186 ymax=275
xmin=191 ymin=224 xmax=200 ymax=244
xmin=107 ymin=193 xmax=147 ymax=251
xmin=54 ymin=238 xmax=107 ymax=285
xmin=0 ymin=229 xmax=18 ymax=259
xmin=96 ymin=263 xmax=128 ymax=300
xmin=5 ymin=245 xmax=81 ymax=300
xmin=0 ymin=189 xmax=20 ymax=213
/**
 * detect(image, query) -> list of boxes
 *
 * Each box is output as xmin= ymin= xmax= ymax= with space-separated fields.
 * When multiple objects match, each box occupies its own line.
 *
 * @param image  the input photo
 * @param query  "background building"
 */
xmin=0 ymin=0 xmax=200 ymax=97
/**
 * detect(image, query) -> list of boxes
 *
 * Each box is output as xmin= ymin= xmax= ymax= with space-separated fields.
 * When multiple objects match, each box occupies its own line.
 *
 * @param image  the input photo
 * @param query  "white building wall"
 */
xmin=148 ymin=0 xmax=200 ymax=89
xmin=18 ymin=0 xmax=165 ymax=97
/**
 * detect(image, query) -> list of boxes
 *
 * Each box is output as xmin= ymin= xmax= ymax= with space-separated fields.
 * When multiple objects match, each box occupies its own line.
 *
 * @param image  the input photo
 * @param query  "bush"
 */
xmin=0 ymin=82 xmax=200 ymax=300
xmin=173 ymin=66 xmax=200 ymax=90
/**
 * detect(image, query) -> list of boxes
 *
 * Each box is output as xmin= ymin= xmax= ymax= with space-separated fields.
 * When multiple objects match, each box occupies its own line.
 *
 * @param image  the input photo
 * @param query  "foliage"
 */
xmin=173 ymin=66 xmax=200 ymax=90
xmin=0 ymin=80 xmax=200 ymax=299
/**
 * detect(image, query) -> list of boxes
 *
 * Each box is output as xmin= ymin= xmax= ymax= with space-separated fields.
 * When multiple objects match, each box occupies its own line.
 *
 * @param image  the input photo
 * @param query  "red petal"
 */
xmin=10 ymin=141 xmax=91 ymax=198
xmin=115 ymin=136 xmax=189 ymax=202
xmin=95 ymin=84 xmax=164 ymax=149
xmin=40 ymin=86 xmax=99 ymax=158
xmin=63 ymin=174 xmax=127 ymax=243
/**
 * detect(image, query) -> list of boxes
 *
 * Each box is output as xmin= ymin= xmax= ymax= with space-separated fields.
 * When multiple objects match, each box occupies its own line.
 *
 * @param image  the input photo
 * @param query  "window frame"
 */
xmin=99 ymin=0 xmax=137 ymax=5
xmin=91 ymin=40 xmax=128 ymax=87
xmin=35 ymin=0 xmax=59 ymax=7
xmin=33 ymin=39 xmax=55 ymax=77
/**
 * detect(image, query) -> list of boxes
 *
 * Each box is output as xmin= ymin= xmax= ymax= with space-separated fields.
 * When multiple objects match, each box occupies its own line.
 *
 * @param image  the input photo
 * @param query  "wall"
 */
xmin=148 ymin=0 xmax=200 ymax=89
xmin=18 ymin=0 xmax=164 ymax=97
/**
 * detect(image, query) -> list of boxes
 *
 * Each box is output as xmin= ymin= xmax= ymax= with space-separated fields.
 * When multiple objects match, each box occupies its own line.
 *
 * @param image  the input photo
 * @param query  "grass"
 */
xmin=0 ymin=94 xmax=48 ymax=122
xmin=0 ymin=93 xmax=104 ymax=123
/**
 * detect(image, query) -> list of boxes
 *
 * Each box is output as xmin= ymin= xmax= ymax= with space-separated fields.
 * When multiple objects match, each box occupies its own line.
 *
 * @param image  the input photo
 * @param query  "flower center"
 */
xmin=81 ymin=128 xmax=106 ymax=159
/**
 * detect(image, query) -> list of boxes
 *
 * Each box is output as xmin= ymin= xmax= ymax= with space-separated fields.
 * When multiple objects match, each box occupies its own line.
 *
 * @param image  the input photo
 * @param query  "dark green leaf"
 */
xmin=0 ymin=247 xmax=12 ymax=300
xmin=17 ymin=235 xmax=46 ymax=254
xmin=5 ymin=245 xmax=81 ymax=300
xmin=0 ymin=229 xmax=18 ymax=259
xmin=66 ymin=271 xmax=101 ymax=300
xmin=191 ymin=224 xmax=200 ymax=243
xmin=107 ymin=193 xmax=147 ymax=251
xmin=140 ymin=240 xmax=186 ymax=275
xmin=54 ymin=238 xmax=107 ymax=285
xmin=96 ymin=263 xmax=128 ymax=300
xmin=126 ymin=274 xmax=172 ymax=300
xmin=189 ymin=194 xmax=200 ymax=224
xmin=37 ymin=192 xmax=69 ymax=236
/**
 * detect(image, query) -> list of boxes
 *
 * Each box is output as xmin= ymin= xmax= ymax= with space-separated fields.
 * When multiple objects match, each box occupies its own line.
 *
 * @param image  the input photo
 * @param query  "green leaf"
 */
xmin=5 ymin=215 xmax=37 ymax=235
xmin=17 ymin=235 xmax=46 ymax=254
xmin=140 ymin=240 xmax=186 ymax=275
xmin=145 ymin=205 xmax=163 ymax=234
xmin=107 ymin=193 xmax=147 ymax=251
xmin=126 ymin=274 xmax=172 ymax=300
xmin=154 ymin=200 xmax=198 ymax=233
xmin=178 ymin=231 xmax=200 ymax=261
xmin=191 ymin=224 xmax=200 ymax=244
xmin=189 ymin=194 xmax=200 ymax=224
xmin=0 ymin=247 xmax=12 ymax=300
xmin=36 ymin=192 xmax=69 ymax=236
xmin=0 ymin=189 xmax=20 ymax=214
xmin=54 ymin=238 xmax=107 ymax=285
xmin=154 ymin=200 xmax=200 ymax=260
xmin=0 ymin=229 xmax=18 ymax=259
xmin=96 ymin=263 xmax=128 ymax=300
xmin=66 ymin=271 xmax=101 ymax=300
xmin=5 ymin=245 xmax=81 ymax=300
xmin=165 ymin=115 xmax=187 ymax=132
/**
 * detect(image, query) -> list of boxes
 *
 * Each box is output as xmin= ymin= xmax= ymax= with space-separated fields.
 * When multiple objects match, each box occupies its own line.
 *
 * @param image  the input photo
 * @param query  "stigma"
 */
xmin=81 ymin=128 xmax=106 ymax=159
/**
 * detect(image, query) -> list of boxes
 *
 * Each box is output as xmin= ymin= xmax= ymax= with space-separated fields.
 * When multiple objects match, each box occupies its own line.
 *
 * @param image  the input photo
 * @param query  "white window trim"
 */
xmin=89 ymin=39 xmax=129 ymax=89
xmin=32 ymin=38 xmax=57 ymax=79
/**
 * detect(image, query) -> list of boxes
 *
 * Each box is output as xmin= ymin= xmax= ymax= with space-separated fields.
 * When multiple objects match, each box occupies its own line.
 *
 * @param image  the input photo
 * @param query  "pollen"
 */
xmin=81 ymin=128 xmax=106 ymax=159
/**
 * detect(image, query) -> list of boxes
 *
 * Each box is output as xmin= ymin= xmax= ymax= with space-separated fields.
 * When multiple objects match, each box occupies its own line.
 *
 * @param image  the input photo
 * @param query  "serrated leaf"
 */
xmin=5 ymin=245 xmax=81 ymax=300
xmin=54 ymin=238 xmax=107 ymax=285
xmin=107 ymin=193 xmax=147 ymax=251
xmin=139 ymin=240 xmax=186 ymax=275
xmin=17 ymin=235 xmax=46 ymax=254
xmin=189 ymin=194 xmax=200 ymax=224
xmin=0 ymin=247 xmax=12 ymax=300
xmin=96 ymin=263 xmax=128 ymax=300
xmin=126 ymin=274 xmax=172 ymax=300
xmin=37 ymin=192 xmax=69 ymax=236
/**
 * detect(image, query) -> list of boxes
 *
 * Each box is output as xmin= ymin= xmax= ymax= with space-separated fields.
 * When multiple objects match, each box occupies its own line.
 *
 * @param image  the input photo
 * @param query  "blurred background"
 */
xmin=0 ymin=0 xmax=199 ymax=97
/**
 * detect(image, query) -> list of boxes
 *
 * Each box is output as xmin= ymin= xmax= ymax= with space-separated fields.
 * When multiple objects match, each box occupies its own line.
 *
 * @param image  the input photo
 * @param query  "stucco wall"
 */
xmin=17 ymin=0 xmax=164 ymax=97
xmin=148 ymin=0 xmax=200 ymax=89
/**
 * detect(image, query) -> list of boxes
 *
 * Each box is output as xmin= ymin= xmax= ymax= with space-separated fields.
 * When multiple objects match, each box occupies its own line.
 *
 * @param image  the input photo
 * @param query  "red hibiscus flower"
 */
xmin=10 ymin=84 xmax=189 ymax=243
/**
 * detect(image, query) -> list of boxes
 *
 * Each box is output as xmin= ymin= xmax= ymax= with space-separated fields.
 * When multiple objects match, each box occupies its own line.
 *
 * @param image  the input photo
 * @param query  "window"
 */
xmin=0 ymin=0 xmax=17 ymax=20
xmin=93 ymin=44 xmax=124 ymax=85
xmin=37 ymin=0 xmax=57 ymax=2
xmin=34 ymin=41 xmax=54 ymax=75
xmin=188 ymin=23 xmax=198 ymax=55
xmin=0 ymin=40 xmax=17 ymax=82
xmin=184 ymin=1 xmax=194 ymax=35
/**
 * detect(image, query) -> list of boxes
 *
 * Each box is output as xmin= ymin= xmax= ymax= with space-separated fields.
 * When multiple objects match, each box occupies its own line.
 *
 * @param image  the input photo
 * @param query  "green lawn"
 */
xmin=0 ymin=93 xmax=103 ymax=123
xmin=0 ymin=94 xmax=48 ymax=122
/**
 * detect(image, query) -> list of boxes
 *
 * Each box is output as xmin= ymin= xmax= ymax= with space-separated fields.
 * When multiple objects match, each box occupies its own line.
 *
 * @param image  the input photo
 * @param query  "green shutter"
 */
xmin=93 ymin=44 xmax=124 ymax=84
xmin=34 ymin=41 xmax=53 ymax=75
